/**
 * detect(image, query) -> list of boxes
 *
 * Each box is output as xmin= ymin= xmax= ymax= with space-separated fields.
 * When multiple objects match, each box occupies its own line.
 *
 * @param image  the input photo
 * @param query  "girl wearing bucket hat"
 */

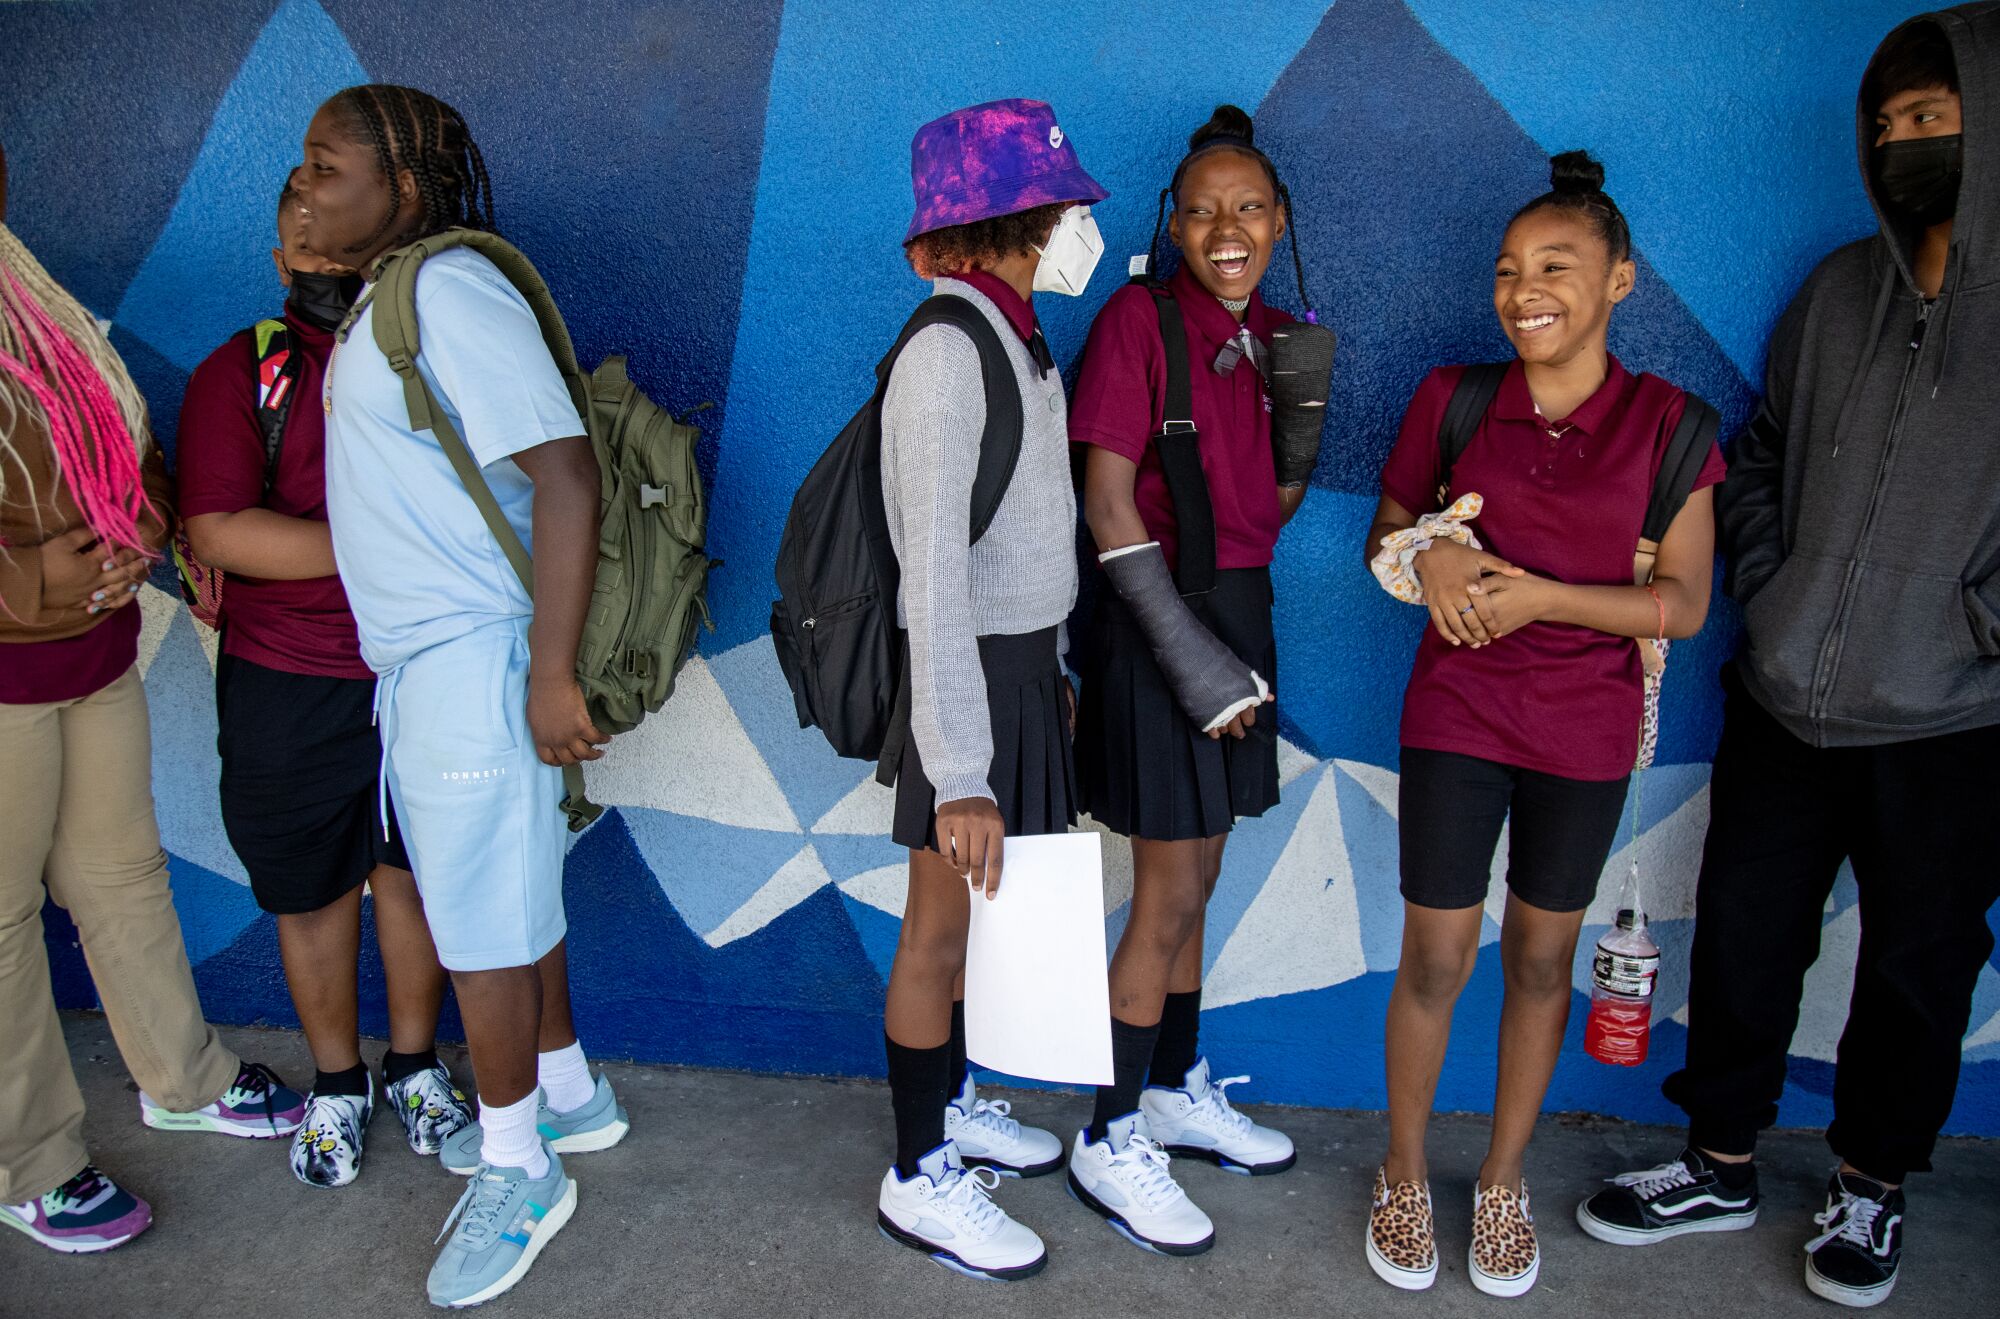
xmin=1064 ymin=105 xmax=1334 ymax=1256
xmin=872 ymin=98 xmax=1107 ymax=1282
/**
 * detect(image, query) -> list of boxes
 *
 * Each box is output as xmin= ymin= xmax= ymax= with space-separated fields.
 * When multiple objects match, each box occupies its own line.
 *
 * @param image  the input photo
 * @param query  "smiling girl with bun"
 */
xmin=1359 ymin=151 xmax=1725 ymax=1298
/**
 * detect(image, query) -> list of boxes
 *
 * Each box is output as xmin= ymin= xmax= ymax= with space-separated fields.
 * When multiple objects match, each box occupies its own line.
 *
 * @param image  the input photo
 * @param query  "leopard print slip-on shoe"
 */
xmin=1470 ymin=1179 xmax=1541 ymax=1298
xmin=1365 ymin=1165 xmax=1438 ymax=1290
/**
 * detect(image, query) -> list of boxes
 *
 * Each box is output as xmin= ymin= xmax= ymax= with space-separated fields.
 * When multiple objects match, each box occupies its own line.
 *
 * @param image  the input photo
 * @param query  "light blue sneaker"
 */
xmin=426 ymin=1145 xmax=576 ymax=1308
xmin=440 ymin=1075 xmax=629 ymax=1176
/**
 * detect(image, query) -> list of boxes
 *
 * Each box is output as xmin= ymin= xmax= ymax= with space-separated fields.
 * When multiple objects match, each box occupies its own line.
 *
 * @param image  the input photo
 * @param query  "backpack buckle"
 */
xmin=384 ymin=348 xmax=417 ymax=378
xmin=621 ymin=650 xmax=653 ymax=680
xmin=639 ymin=483 xmax=670 ymax=509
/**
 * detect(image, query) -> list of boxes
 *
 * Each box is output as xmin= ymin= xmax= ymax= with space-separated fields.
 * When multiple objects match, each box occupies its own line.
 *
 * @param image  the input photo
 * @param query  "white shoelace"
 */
xmin=960 ymin=1098 xmax=1021 ymax=1143
xmin=1807 ymin=1189 xmax=1886 ymax=1253
xmin=1189 ymin=1075 xmax=1255 ymax=1139
xmin=930 ymin=1164 xmax=1006 ymax=1238
xmin=435 ymin=1170 xmax=515 ymax=1248
xmin=1109 ymin=1132 xmax=1186 ymax=1210
xmin=1609 ymin=1159 xmax=1696 ymax=1200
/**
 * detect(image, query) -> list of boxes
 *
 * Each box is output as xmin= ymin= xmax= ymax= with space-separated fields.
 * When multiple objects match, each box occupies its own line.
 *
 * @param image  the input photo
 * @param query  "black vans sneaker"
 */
xmin=1804 ymin=1172 xmax=1902 ymax=1308
xmin=1576 ymin=1146 xmax=1759 ymax=1245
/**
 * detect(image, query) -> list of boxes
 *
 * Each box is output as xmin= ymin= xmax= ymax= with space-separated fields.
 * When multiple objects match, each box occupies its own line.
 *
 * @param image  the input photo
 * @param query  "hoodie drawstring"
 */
xmin=1929 ymin=241 xmax=1966 ymax=398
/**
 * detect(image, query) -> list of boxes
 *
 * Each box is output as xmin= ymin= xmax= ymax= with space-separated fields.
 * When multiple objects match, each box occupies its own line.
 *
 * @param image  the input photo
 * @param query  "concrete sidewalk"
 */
xmin=11 ymin=1016 xmax=1998 ymax=1319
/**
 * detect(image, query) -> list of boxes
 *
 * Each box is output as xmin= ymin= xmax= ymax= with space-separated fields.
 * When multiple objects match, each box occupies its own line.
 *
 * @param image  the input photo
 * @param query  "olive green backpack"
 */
xmin=353 ymin=227 xmax=717 ymax=832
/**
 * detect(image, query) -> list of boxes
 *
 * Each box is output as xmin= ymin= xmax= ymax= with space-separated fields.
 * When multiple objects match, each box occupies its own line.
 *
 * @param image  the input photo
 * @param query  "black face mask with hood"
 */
xmin=1875 ymin=133 xmax=1964 ymax=226
xmin=1717 ymin=2 xmax=2000 ymax=748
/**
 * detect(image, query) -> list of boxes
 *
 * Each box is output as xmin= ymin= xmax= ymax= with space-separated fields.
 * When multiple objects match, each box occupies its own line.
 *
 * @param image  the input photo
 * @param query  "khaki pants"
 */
xmin=0 ymin=666 xmax=239 ymax=1203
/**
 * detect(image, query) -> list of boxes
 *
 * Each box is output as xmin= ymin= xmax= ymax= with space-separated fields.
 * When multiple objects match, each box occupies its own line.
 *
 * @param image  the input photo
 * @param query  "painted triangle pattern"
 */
xmin=12 ymin=0 xmax=1992 ymax=1137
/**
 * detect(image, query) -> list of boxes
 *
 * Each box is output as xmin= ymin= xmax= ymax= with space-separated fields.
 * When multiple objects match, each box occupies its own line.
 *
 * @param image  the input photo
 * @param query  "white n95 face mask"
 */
xmin=1032 ymin=204 xmax=1104 ymax=297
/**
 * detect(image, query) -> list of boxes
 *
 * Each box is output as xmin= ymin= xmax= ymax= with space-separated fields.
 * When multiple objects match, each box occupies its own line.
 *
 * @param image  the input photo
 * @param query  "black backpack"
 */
xmin=770 ymin=295 xmax=1023 ymax=781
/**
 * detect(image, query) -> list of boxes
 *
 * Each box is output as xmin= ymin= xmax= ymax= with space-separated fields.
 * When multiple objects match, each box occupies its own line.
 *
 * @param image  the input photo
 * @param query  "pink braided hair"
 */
xmin=0 ymin=261 xmax=157 ymax=558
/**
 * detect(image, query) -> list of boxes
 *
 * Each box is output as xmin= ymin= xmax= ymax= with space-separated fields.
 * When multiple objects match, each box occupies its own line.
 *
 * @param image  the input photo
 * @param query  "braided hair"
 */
xmin=322 ymin=85 xmax=496 ymax=253
xmin=1146 ymin=104 xmax=1315 ymax=317
xmin=1510 ymin=150 xmax=1631 ymax=264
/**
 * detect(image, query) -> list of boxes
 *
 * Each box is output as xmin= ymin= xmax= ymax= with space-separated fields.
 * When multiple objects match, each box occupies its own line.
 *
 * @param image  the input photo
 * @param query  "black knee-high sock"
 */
xmin=1088 ymin=1017 xmax=1162 ymax=1143
xmin=947 ymin=1000 xmax=968 ymax=1103
xmin=1148 ymin=989 xmax=1203 ymax=1089
xmin=885 ymin=1034 xmax=952 ymax=1179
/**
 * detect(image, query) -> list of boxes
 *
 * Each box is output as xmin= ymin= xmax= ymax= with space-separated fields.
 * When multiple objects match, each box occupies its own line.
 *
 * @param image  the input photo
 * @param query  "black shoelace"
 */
xmin=232 ymin=1062 xmax=287 ymax=1133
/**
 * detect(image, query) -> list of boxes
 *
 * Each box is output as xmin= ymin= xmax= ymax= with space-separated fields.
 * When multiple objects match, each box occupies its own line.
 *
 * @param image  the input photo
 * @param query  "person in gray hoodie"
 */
xmin=1575 ymin=6 xmax=1999 ymax=1309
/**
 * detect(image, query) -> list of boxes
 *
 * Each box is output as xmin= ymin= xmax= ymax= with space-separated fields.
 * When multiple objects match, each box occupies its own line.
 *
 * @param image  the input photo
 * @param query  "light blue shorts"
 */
xmin=378 ymin=618 xmax=566 ymax=972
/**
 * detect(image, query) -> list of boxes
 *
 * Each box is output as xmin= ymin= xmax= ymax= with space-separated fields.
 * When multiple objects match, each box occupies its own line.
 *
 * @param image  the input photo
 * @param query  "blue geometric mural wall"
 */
xmin=5 ymin=0 xmax=1996 ymax=1137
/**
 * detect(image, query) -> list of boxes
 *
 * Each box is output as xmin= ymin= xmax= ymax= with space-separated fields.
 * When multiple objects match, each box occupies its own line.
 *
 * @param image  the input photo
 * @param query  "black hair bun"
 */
xmin=1549 ymin=149 xmax=1606 ymax=195
xmin=1190 ymin=104 xmax=1255 ymax=152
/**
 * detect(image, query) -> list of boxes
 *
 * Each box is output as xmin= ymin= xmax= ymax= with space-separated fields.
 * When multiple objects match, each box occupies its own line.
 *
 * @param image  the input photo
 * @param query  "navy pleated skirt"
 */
xmin=1077 ymin=566 xmax=1281 ymax=842
xmin=890 ymin=625 xmax=1078 ymax=852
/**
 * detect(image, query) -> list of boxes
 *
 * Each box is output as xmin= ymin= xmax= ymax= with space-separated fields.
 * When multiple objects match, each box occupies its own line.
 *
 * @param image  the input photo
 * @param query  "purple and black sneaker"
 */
xmin=140 ymin=1061 xmax=306 ymax=1139
xmin=1 ymin=1165 xmax=152 ymax=1253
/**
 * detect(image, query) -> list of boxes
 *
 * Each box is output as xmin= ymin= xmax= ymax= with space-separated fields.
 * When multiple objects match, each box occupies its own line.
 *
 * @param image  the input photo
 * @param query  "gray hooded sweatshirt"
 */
xmin=1722 ymin=2 xmax=2000 ymax=747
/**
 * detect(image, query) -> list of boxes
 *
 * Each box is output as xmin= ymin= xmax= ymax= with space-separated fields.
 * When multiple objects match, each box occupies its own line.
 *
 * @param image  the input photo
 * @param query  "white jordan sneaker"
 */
xmin=1140 ymin=1057 xmax=1296 ymax=1175
xmin=1066 ymin=1112 xmax=1215 ymax=1255
xmin=876 ymin=1142 xmax=1047 ymax=1281
xmin=944 ymin=1074 xmax=1063 ymax=1178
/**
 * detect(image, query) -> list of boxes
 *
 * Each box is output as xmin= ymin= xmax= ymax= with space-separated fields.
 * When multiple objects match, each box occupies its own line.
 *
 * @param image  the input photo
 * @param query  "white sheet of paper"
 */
xmin=964 ymin=831 xmax=1112 ymax=1086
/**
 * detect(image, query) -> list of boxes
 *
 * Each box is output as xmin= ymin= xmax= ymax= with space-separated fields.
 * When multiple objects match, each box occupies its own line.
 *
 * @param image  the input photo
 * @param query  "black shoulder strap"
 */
xmin=250 ymin=319 xmax=301 ymax=495
xmin=1641 ymin=392 xmax=1721 ymax=546
xmin=875 ymin=294 xmax=1025 ymax=546
xmin=1144 ymin=284 xmax=1217 ymax=596
xmin=1434 ymin=361 xmax=1507 ymax=506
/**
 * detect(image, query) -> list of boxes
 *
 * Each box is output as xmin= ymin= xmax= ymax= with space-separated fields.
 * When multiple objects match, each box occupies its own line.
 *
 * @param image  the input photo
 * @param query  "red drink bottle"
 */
xmin=1584 ymin=870 xmax=1659 ymax=1066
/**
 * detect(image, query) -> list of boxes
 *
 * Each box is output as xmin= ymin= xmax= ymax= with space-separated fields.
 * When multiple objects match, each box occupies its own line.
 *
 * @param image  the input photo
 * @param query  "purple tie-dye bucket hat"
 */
xmin=905 ymin=98 xmax=1109 ymax=242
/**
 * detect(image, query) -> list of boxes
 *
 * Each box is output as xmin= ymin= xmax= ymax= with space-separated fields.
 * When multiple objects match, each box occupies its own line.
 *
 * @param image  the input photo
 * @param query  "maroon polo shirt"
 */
xmin=1379 ymin=358 xmax=1726 ymax=781
xmin=1069 ymin=263 xmax=1292 ymax=570
xmin=952 ymin=269 xmax=1037 ymax=344
xmin=175 ymin=311 xmax=373 ymax=679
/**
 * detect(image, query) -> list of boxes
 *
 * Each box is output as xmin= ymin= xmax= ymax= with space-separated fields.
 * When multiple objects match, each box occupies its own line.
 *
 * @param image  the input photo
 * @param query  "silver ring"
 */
xmin=1458 ymin=605 xmax=1477 ymax=615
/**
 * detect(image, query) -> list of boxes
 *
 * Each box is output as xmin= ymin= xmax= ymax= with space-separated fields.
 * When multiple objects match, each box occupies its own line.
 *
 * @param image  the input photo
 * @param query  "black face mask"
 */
xmin=285 ymin=268 xmax=363 ymax=331
xmin=1874 ymin=134 xmax=1963 ymax=226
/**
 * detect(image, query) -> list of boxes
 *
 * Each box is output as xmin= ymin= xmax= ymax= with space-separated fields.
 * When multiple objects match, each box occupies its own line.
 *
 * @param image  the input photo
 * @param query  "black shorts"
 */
xmin=1397 ymin=748 xmax=1629 ymax=913
xmin=1076 ymin=566 xmax=1281 ymax=841
xmin=891 ymin=626 xmax=1077 ymax=852
xmin=216 ymin=653 xmax=409 ymax=915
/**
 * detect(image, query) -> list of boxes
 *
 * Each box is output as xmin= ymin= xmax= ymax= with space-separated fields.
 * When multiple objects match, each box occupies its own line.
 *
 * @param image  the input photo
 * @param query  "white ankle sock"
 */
xmin=478 ymin=1091 xmax=549 ymax=1177
xmin=537 ymin=1041 xmax=595 ymax=1115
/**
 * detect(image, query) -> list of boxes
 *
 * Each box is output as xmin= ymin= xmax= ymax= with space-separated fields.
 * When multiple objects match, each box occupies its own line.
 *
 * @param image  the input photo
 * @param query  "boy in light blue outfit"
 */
xmin=296 ymin=83 xmax=628 ymax=1309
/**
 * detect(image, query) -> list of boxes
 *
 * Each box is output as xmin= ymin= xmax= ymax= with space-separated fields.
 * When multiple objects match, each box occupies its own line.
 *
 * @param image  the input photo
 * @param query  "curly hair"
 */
xmin=903 ymin=202 xmax=1069 ymax=279
xmin=321 ymin=84 xmax=496 ymax=252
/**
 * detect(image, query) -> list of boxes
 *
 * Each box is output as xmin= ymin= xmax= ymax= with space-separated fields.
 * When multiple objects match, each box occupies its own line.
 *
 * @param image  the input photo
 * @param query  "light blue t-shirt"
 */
xmin=323 ymin=247 xmax=584 ymax=673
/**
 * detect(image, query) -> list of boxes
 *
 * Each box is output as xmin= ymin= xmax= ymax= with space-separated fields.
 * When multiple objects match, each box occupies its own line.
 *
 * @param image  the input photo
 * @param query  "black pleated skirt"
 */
xmin=1077 ymin=566 xmax=1281 ymax=842
xmin=890 ymin=625 xmax=1078 ymax=852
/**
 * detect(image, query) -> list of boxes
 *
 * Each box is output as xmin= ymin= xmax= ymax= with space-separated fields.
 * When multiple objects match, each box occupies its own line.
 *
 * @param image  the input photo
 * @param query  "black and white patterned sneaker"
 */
xmin=1804 ymin=1172 xmax=1902 ymax=1308
xmin=1576 ymin=1146 xmax=1759 ymax=1245
xmin=386 ymin=1062 xmax=474 ymax=1157
xmin=289 ymin=1077 xmax=376 ymax=1189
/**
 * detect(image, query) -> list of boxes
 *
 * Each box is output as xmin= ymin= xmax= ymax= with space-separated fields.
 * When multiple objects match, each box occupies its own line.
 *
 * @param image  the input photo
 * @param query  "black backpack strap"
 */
xmin=869 ymin=294 xmax=1027 ymax=787
xmin=1639 ymin=392 xmax=1721 ymax=552
xmin=249 ymin=319 xmax=300 ymax=495
xmin=1433 ymin=361 xmax=1508 ymax=507
xmin=1144 ymin=284 xmax=1217 ymax=596
xmin=872 ymin=294 xmax=1025 ymax=544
